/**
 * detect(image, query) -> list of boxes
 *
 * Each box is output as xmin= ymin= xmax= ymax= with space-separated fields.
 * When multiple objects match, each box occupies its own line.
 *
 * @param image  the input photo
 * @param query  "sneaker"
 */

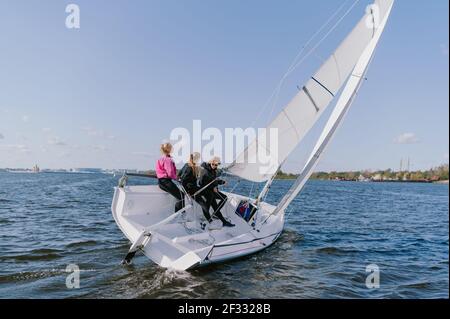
xmin=222 ymin=220 xmax=235 ymax=228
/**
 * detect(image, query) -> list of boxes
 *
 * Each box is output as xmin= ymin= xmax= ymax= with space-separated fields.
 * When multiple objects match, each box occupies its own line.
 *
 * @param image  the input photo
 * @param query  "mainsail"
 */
xmin=274 ymin=0 xmax=394 ymax=214
xmin=227 ymin=0 xmax=394 ymax=183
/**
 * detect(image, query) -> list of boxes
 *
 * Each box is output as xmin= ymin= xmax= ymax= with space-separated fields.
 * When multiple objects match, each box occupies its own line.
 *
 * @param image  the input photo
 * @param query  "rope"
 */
xmin=285 ymin=205 xmax=296 ymax=221
xmin=286 ymin=0 xmax=361 ymax=77
xmin=265 ymin=0 xmax=354 ymax=124
xmin=249 ymin=181 xmax=255 ymax=199
xmin=209 ymin=190 xmax=228 ymax=218
xmin=242 ymin=0 xmax=361 ymax=203
xmin=284 ymin=0 xmax=354 ymax=76
xmin=249 ymin=0 xmax=358 ymax=130
xmin=193 ymin=178 xmax=218 ymax=197
xmin=228 ymin=178 xmax=241 ymax=194
xmin=283 ymin=0 xmax=377 ymax=222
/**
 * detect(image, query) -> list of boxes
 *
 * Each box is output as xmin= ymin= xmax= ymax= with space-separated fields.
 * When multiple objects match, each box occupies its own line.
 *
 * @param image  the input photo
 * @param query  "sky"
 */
xmin=0 ymin=0 xmax=448 ymax=172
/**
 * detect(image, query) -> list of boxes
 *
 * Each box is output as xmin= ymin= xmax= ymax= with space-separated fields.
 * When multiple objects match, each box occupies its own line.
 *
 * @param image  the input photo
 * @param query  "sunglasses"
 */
xmin=211 ymin=163 xmax=221 ymax=167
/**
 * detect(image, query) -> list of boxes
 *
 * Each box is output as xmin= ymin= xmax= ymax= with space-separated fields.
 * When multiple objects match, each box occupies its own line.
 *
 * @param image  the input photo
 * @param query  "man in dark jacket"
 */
xmin=198 ymin=157 xmax=235 ymax=227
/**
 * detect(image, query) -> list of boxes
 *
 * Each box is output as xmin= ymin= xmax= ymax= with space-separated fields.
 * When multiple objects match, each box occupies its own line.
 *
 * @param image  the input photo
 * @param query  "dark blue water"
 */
xmin=0 ymin=172 xmax=448 ymax=299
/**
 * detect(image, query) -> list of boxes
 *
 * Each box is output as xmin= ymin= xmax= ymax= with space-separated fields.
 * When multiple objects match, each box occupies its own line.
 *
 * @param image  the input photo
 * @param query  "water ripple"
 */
xmin=0 ymin=173 xmax=448 ymax=299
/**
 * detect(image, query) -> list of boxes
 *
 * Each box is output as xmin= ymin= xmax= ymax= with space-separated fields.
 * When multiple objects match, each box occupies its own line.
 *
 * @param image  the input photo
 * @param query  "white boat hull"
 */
xmin=111 ymin=185 xmax=285 ymax=270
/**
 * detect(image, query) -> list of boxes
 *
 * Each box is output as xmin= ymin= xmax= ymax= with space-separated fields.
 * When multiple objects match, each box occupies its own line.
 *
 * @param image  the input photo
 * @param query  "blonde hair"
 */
xmin=160 ymin=143 xmax=172 ymax=155
xmin=208 ymin=156 xmax=221 ymax=165
xmin=188 ymin=152 xmax=201 ymax=177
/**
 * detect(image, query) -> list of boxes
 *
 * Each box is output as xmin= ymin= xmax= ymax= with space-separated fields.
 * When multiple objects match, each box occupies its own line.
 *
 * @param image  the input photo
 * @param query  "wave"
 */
xmin=30 ymin=248 xmax=63 ymax=254
xmin=1 ymin=248 xmax=64 ymax=262
xmin=66 ymin=240 xmax=98 ymax=248
xmin=315 ymin=246 xmax=361 ymax=255
xmin=43 ymin=204 xmax=76 ymax=209
xmin=1 ymin=253 xmax=63 ymax=262
xmin=0 ymin=218 xmax=11 ymax=224
xmin=278 ymin=228 xmax=305 ymax=244
xmin=0 ymin=269 xmax=67 ymax=284
xmin=399 ymin=282 xmax=434 ymax=290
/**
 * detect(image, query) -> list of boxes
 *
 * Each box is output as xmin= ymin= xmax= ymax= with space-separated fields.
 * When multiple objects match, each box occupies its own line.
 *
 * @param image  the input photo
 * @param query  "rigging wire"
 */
xmin=281 ymin=14 xmax=381 ymax=221
xmin=285 ymin=205 xmax=296 ymax=221
xmin=249 ymin=0 xmax=358 ymax=130
xmin=245 ymin=0 xmax=361 ymax=201
xmin=228 ymin=178 xmax=241 ymax=194
xmin=265 ymin=0 xmax=356 ymax=125
xmin=284 ymin=0 xmax=361 ymax=80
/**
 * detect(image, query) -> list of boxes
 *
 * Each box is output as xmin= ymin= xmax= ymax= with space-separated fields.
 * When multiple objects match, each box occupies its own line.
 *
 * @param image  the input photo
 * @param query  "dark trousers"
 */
xmin=203 ymin=190 xmax=228 ymax=223
xmin=158 ymin=178 xmax=184 ymax=213
xmin=184 ymin=184 xmax=214 ymax=222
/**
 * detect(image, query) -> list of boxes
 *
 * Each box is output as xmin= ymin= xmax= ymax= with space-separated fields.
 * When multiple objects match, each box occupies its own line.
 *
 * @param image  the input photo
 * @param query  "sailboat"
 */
xmin=111 ymin=0 xmax=394 ymax=271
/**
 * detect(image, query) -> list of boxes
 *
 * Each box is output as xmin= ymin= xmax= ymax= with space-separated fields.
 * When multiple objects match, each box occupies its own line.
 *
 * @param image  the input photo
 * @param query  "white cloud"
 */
xmin=19 ymin=146 xmax=30 ymax=154
xmin=81 ymin=126 xmax=96 ymax=135
xmin=132 ymin=152 xmax=153 ymax=157
xmin=0 ymin=144 xmax=30 ymax=153
xmin=58 ymin=152 xmax=71 ymax=158
xmin=82 ymin=127 xmax=116 ymax=140
xmin=22 ymin=115 xmax=30 ymax=123
xmin=393 ymin=133 xmax=419 ymax=144
xmin=92 ymin=145 xmax=109 ymax=152
xmin=0 ymin=133 xmax=4 ymax=139
xmin=42 ymin=128 xmax=52 ymax=133
xmin=47 ymin=137 xmax=67 ymax=146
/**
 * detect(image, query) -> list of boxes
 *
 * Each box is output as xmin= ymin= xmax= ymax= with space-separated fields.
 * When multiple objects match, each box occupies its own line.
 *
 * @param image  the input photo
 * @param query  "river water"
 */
xmin=0 ymin=172 xmax=448 ymax=298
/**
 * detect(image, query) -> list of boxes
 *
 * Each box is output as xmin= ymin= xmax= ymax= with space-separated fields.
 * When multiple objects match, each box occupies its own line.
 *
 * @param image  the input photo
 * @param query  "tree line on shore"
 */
xmin=275 ymin=164 xmax=449 ymax=182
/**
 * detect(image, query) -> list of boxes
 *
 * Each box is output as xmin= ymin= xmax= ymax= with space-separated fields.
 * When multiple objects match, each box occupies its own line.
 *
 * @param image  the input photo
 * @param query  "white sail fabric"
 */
xmin=227 ymin=0 xmax=394 ymax=182
xmin=274 ymin=0 xmax=394 ymax=214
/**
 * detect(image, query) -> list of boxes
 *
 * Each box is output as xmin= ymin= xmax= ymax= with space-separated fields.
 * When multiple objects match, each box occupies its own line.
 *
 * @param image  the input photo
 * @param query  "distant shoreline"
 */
xmin=2 ymin=166 xmax=449 ymax=185
xmin=273 ymin=178 xmax=450 ymax=185
xmin=276 ymin=164 xmax=449 ymax=184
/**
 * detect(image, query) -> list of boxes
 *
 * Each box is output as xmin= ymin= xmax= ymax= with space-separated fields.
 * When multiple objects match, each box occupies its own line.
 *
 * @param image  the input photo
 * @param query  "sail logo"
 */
xmin=170 ymin=120 xmax=279 ymax=175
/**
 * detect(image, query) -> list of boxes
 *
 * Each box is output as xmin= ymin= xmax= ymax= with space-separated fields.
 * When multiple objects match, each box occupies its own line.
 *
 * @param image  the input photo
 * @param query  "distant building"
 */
xmin=371 ymin=174 xmax=383 ymax=181
xmin=358 ymin=174 xmax=370 ymax=182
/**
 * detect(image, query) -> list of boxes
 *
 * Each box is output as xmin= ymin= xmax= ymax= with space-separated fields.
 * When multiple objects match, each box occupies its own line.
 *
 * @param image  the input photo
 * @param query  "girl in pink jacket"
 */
xmin=156 ymin=143 xmax=184 ymax=212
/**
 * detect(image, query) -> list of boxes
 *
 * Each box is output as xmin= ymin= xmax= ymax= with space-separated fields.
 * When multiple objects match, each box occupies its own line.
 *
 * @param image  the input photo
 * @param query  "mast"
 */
xmin=272 ymin=1 xmax=394 ymax=215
